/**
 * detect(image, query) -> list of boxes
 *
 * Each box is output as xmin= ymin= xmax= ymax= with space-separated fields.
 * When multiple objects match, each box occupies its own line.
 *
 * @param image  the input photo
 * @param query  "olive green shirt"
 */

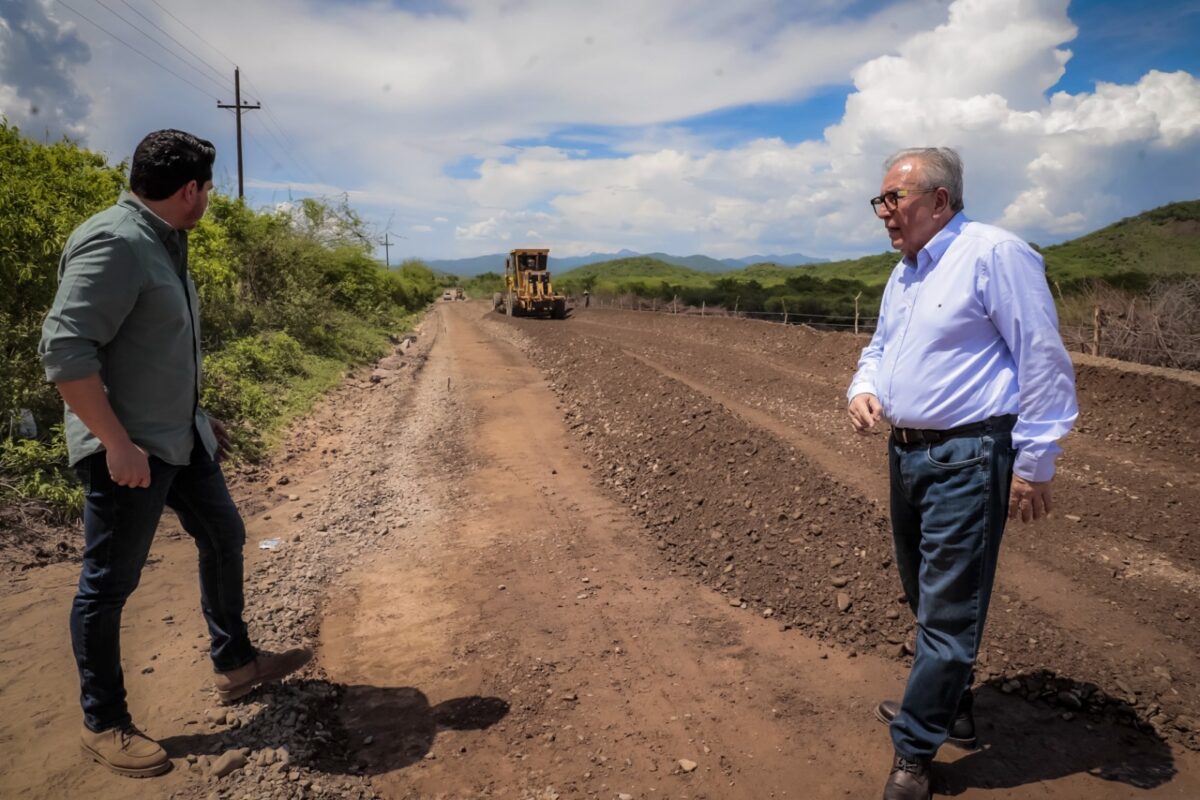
xmin=39 ymin=191 xmax=218 ymax=467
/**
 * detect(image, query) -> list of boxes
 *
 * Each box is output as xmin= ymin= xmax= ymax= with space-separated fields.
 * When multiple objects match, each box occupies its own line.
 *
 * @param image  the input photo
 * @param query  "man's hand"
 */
xmin=52 ymin=375 xmax=150 ymax=487
xmin=848 ymin=393 xmax=883 ymax=434
xmin=107 ymin=440 xmax=151 ymax=488
xmin=210 ymin=417 xmax=233 ymax=462
xmin=1009 ymin=475 xmax=1053 ymax=523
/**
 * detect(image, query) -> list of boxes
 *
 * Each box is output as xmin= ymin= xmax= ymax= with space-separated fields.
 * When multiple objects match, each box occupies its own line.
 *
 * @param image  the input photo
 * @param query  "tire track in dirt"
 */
xmin=618 ymin=347 xmax=1198 ymax=689
xmin=5 ymin=302 xmax=1199 ymax=799
xmin=320 ymin=302 xmax=915 ymax=799
xmin=511 ymin=308 xmax=1199 ymax=753
xmin=567 ymin=312 xmax=1200 ymax=656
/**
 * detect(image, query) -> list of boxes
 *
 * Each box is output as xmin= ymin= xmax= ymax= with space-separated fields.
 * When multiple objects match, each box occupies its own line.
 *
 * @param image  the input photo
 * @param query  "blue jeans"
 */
xmin=71 ymin=438 xmax=255 ymax=732
xmin=888 ymin=421 xmax=1015 ymax=759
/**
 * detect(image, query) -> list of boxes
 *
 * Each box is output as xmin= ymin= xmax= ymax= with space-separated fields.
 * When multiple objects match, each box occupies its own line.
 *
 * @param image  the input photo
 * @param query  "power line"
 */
xmin=245 ymin=113 xmax=320 ymax=185
xmin=240 ymin=127 xmax=283 ymax=175
xmin=69 ymin=0 xmax=332 ymax=199
xmin=217 ymin=67 xmax=261 ymax=199
xmin=130 ymin=1 xmax=328 ymax=188
xmin=92 ymin=0 xmax=231 ymax=97
xmin=117 ymin=0 xmax=234 ymax=90
xmin=247 ymin=101 xmax=327 ymax=185
xmin=144 ymin=0 xmax=239 ymax=69
xmin=53 ymin=0 xmax=219 ymax=100
xmin=246 ymin=87 xmax=301 ymax=157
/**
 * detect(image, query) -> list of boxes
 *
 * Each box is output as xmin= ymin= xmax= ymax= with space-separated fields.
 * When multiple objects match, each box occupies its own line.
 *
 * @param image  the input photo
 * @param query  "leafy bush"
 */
xmin=0 ymin=426 xmax=82 ymax=519
xmin=0 ymin=122 xmax=126 ymax=435
xmin=1 ymin=124 xmax=436 ymax=516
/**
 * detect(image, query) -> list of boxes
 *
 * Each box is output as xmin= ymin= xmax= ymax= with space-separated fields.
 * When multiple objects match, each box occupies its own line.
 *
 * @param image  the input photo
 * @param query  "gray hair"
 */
xmin=884 ymin=147 xmax=964 ymax=212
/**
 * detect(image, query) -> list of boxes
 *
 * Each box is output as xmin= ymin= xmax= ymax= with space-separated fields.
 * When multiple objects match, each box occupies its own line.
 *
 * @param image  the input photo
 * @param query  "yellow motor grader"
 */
xmin=493 ymin=248 xmax=567 ymax=319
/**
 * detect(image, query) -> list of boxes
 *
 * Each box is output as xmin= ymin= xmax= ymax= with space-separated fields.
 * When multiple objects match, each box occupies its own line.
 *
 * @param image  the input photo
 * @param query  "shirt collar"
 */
xmin=903 ymin=211 xmax=970 ymax=271
xmin=119 ymin=190 xmax=179 ymax=244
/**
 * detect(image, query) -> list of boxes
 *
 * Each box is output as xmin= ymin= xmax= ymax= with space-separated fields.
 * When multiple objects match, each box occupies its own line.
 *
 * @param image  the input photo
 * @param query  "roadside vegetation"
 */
xmin=0 ymin=123 xmax=436 ymax=520
xmin=461 ymin=271 xmax=506 ymax=298
xmin=557 ymin=201 xmax=1200 ymax=365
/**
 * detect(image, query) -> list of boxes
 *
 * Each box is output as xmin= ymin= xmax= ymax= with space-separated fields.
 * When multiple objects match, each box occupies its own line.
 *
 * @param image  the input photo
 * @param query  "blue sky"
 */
xmin=2 ymin=0 xmax=1198 ymax=260
xmin=1051 ymin=0 xmax=1200 ymax=92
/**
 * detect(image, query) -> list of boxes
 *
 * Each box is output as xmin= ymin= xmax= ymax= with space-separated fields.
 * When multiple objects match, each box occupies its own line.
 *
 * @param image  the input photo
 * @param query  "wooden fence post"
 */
xmin=701 ymin=301 xmax=705 ymax=317
xmin=854 ymin=291 xmax=862 ymax=335
xmin=782 ymin=300 xmax=789 ymax=325
xmin=734 ymin=296 xmax=740 ymax=316
xmin=1091 ymin=304 xmax=1101 ymax=356
xmin=673 ymin=295 xmax=678 ymax=314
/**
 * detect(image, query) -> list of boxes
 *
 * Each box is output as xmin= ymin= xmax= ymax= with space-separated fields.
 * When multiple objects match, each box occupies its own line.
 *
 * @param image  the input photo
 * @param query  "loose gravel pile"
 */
xmin=168 ymin=324 xmax=467 ymax=800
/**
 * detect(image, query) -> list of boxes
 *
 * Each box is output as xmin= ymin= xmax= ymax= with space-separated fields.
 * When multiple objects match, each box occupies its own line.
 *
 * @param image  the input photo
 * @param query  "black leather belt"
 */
xmin=892 ymin=414 xmax=1017 ymax=445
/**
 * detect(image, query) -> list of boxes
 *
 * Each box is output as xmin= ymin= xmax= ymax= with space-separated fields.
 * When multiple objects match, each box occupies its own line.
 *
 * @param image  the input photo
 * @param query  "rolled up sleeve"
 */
xmin=39 ymin=234 xmax=140 ymax=383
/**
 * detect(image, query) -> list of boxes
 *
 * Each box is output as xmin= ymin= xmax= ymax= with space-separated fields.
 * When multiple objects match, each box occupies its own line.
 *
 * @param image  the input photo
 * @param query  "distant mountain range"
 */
xmin=425 ymin=249 xmax=827 ymax=276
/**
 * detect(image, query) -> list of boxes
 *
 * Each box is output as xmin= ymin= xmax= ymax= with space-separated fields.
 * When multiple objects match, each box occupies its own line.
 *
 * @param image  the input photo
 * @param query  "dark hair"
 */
xmin=129 ymin=129 xmax=216 ymax=200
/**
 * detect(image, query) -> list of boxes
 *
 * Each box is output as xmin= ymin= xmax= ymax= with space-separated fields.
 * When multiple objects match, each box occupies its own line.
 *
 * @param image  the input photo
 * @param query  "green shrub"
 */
xmin=2 ymin=125 xmax=437 ymax=515
xmin=0 ymin=426 xmax=83 ymax=518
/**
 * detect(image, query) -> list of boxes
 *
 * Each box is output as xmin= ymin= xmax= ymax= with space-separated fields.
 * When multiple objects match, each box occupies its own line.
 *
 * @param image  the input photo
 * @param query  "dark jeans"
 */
xmin=71 ymin=438 xmax=255 ymax=732
xmin=887 ymin=420 xmax=1015 ymax=759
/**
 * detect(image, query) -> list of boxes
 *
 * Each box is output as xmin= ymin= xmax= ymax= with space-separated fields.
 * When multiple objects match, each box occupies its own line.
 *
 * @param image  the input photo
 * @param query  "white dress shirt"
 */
xmin=848 ymin=212 xmax=1078 ymax=482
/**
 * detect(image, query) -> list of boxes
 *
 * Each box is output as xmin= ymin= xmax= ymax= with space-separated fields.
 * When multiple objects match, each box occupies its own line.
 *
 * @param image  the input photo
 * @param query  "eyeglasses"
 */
xmin=870 ymin=188 xmax=937 ymax=215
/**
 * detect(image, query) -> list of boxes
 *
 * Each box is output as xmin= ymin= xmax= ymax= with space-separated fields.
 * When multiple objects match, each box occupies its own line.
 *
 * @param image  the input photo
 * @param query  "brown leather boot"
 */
xmin=80 ymin=723 xmax=170 ymax=777
xmin=882 ymin=753 xmax=932 ymax=800
xmin=213 ymin=646 xmax=313 ymax=703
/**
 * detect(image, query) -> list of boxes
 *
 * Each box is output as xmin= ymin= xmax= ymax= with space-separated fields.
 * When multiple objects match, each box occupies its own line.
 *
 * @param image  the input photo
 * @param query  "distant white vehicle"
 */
xmin=442 ymin=290 xmax=453 ymax=301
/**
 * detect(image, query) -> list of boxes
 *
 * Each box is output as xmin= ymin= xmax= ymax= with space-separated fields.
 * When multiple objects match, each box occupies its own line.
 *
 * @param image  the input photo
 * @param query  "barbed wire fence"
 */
xmin=581 ymin=287 xmax=1200 ymax=371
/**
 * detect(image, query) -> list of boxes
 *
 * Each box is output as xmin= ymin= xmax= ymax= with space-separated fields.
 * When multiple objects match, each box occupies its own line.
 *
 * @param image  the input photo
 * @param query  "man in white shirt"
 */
xmin=847 ymin=147 xmax=1078 ymax=800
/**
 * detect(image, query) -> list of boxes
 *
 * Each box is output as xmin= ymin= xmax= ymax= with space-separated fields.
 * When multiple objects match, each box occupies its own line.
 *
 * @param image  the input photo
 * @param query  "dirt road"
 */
xmin=1 ymin=301 xmax=1197 ymax=799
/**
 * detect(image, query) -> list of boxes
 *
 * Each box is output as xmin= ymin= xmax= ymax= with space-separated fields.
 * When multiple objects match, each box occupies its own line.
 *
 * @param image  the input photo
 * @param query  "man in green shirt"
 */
xmin=40 ymin=130 xmax=310 ymax=777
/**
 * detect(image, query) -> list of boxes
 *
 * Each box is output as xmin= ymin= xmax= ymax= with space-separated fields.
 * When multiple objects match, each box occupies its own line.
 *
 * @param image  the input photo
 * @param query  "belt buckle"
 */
xmin=897 ymin=428 xmax=908 ymax=444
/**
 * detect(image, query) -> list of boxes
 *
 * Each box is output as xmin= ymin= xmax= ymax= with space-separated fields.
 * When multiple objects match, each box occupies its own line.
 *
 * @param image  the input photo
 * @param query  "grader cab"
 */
xmin=493 ymin=248 xmax=567 ymax=319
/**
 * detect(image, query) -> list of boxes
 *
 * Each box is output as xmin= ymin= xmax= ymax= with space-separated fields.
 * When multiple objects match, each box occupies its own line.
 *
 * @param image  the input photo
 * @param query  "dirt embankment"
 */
xmin=3 ymin=302 xmax=1199 ymax=800
xmin=506 ymin=307 xmax=1200 ymax=751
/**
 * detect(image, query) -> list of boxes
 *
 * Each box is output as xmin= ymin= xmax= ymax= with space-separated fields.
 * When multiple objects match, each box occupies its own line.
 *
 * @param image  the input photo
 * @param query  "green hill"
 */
xmin=724 ymin=262 xmax=807 ymax=285
xmin=1040 ymin=199 xmax=1200 ymax=287
xmin=796 ymin=252 xmax=898 ymax=286
xmin=561 ymin=200 xmax=1200 ymax=295
xmin=556 ymin=256 xmax=712 ymax=289
xmin=641 ymin=251 xmax=729 ymax=271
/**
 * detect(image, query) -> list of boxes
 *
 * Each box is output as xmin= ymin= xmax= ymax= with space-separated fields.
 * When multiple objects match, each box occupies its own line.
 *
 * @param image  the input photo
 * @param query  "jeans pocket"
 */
xmin=925 ymin=436 xmax=988 ymax=469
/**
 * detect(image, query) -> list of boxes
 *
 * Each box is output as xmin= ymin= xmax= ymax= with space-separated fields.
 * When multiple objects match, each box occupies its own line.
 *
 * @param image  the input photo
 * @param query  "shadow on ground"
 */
xmin=935 ymin=680 xmax=1176 ymax=795
xmin=336 ymin=684 xmax=510 ymax=774
xmin=161 ymin=678 xmax=509 ymax=776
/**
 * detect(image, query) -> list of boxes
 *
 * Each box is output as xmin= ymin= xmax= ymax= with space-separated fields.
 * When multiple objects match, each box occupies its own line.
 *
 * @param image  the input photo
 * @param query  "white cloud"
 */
xmin=411 ymin=224 xmax=433 ymax=233
xmin=15 ymin=0 xmax=1200 ymax=259
xmin=443 ymin=0 xmax=1200 ymax=256
xmin=0 ymin=0 xmax=92 ymax=139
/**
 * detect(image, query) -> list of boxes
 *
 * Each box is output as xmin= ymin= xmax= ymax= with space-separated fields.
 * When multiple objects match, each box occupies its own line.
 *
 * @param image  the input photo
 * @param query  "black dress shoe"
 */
xmin=882 ymin=754 xmax=932 ymax=800
xmin=875 ymin=699 xmax=978 ymax=750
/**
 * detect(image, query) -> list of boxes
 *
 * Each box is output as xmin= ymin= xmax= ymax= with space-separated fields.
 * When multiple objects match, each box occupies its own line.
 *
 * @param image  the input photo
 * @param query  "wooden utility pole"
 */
xmin=382 ymin=233 xmax=393 ymax=267
xmin=217 ymin=67 xmax=261 ymax=199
